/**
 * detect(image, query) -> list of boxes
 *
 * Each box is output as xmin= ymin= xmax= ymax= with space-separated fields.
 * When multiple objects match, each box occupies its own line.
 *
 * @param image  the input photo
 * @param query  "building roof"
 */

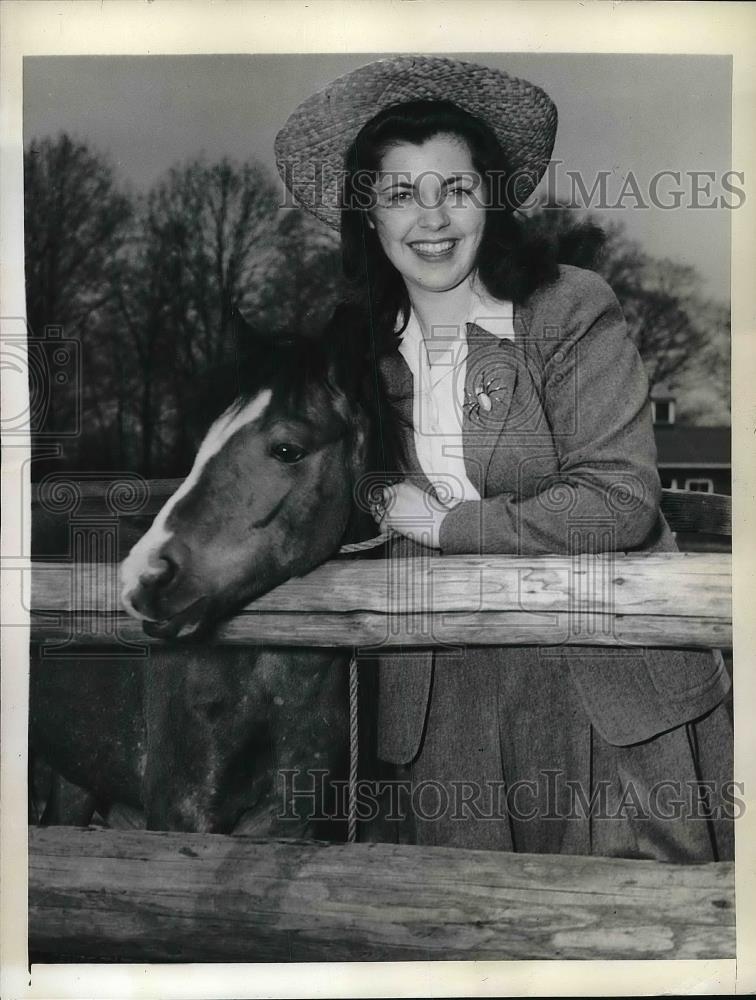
xmin=650 ymin=382 xmax=676 ymax=401
xmin=654 ymin=426 xmax=731 ymax=466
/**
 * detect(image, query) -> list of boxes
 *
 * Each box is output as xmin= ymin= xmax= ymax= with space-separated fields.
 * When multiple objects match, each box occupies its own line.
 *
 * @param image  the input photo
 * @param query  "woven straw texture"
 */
xmin=275 ymin=55 xmax=558 ymax=229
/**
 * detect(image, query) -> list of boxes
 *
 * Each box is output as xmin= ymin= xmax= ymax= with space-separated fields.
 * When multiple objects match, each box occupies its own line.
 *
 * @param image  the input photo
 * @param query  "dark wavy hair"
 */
xmin=338 ymin=99 xmax=560 ymax=355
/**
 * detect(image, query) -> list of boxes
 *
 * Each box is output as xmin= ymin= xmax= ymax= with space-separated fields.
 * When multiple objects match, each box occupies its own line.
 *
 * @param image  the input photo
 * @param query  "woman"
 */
xmin=275 ymin=55 xmax=733 ymax=861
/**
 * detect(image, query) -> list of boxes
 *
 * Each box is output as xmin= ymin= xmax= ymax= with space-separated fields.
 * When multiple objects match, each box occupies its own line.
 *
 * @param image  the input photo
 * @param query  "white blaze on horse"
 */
xmin=120 ymin=389 xmax=273 ymax=635
xmin=121 ymin=313 xmax=371 ymax=641
xmin=31 ymin=309 xmax=380 ymax=835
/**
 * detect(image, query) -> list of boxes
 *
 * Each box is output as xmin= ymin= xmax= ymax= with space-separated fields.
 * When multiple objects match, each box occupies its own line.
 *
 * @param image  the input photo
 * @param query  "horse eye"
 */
xmin=270 ymin=442 xmax=307 ymax=464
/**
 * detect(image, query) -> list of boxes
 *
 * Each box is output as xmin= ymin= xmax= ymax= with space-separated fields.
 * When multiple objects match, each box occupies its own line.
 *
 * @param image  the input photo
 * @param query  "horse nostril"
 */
xmin=141 ymin=555 xmax=177 ymax=592
xmin=157 ymin=555 xmax=178 ymax=588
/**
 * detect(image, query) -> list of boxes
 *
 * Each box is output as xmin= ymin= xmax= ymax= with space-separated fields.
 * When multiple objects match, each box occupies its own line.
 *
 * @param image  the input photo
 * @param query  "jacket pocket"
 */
xmin=644 ymin=647 xmax=727 ymax=703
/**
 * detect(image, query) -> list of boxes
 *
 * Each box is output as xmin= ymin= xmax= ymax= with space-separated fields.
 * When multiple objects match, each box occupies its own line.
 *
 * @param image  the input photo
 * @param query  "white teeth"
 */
xmin=411 ymin=240 xmax=455 ymax=254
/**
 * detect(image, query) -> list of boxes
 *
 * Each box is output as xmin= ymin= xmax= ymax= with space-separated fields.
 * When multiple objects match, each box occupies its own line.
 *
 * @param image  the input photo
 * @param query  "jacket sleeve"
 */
xmin=438 ymin=272 xmax=662 ymax=555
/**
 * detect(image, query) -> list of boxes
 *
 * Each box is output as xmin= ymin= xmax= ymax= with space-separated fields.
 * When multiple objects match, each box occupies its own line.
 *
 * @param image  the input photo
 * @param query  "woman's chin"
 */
xmin=411 ymin=271 xmax=474 ymax=294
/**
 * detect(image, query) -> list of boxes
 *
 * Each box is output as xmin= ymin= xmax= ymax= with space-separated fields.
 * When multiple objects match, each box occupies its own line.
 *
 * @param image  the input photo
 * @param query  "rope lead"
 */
xmin=347 ymin=652 xmax=359 ymax=844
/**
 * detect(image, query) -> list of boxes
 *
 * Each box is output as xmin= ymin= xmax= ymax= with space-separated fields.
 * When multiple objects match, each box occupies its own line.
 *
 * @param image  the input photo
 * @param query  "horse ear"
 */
xmin=322 ymin=302 xmax=373 ymax=371
xmin=230 ymin=304 xmax=261 ymax=354
xmin=231 ymin=304 xmax=300 ymax=354
xmin=230 ymin=304 xmax=284 ymax=377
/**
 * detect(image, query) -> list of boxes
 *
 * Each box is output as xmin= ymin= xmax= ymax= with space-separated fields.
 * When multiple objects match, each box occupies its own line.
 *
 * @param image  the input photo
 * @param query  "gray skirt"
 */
xmin=368 ymin=648 xmax=734 ymax=862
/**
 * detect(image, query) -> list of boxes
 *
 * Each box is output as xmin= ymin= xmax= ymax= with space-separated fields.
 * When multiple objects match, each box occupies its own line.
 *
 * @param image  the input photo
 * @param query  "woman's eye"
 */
xmin=389 ymin=190 xmax=412 ymax=205
xmin=448 ymin=186 xmax=474 ymax=205
xmin=270 ymin=443 xmax=307 ymax=464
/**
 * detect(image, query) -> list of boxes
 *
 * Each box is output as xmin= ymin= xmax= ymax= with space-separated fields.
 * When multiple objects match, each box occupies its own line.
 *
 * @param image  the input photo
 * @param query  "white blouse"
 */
xmin=396 ymin=279 xmax=515 ymax=507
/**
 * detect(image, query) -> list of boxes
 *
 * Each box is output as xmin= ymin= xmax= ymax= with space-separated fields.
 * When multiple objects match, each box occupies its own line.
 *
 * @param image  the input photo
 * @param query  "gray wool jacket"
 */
xmin=375 ymin=264 xmax=729 ymax=763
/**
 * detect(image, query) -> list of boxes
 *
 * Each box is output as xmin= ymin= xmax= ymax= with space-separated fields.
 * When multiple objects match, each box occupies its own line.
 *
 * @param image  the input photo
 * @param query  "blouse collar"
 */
xmin=395 ymin=275 xmax=515 ymax=344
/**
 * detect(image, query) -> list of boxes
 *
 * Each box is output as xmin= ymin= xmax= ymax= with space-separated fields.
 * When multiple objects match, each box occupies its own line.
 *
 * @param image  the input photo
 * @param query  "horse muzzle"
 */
xmin=140 ymin=596 xmax=213 ymax=641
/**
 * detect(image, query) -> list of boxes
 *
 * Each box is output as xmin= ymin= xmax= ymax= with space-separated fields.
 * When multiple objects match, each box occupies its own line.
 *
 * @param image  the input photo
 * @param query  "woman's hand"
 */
xmin=372 ymin=482 xmax=449 ymax=550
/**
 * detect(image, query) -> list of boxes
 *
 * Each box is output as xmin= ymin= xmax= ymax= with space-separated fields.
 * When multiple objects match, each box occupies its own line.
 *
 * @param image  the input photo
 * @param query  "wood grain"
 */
xmin=660 ymin=490 xmax=731 ymax=536
xmin=29 ymin=609 xmax=731 ymax=649
xmin=30 ymin=552 xmax=732 ymax=648
xmin=28 ymin=827 xmax=735 ymax=962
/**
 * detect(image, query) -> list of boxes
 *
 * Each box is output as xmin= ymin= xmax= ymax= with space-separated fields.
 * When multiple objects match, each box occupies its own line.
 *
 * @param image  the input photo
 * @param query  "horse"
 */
xmin=30 ymin=307 xmax=382 ymax=836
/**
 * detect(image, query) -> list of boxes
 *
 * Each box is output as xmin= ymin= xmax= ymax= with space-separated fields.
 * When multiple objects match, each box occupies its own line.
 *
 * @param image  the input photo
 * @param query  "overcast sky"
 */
xmin=24 ymin=52 xmax=733 ymax=303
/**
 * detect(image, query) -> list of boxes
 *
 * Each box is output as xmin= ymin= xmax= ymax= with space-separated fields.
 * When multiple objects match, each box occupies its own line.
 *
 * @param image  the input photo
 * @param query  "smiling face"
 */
xmin=368 ymin=133 xmax=486 ymax=297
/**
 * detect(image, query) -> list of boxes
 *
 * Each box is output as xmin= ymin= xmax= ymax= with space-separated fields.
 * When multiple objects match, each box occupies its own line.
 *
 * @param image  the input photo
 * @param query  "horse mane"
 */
xmin=187 ymin=307 xmax=393 ymax=548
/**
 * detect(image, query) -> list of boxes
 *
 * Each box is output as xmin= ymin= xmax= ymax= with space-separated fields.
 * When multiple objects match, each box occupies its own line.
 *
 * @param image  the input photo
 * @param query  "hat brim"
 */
xmin=275 ymin=55 xmax=558 ymax=230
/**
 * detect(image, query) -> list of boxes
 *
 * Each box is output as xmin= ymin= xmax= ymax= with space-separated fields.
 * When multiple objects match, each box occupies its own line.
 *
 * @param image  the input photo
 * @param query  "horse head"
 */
xmin=120 ymin=306 xmax=373 ymax=639
xmin=30 ymin=307 xmax=379 ymax=836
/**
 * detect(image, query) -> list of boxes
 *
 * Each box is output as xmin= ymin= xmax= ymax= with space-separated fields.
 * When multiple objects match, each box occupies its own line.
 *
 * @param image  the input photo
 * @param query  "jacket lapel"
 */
xmin=376 ymin=352 xmax=432 ymax=488
xmin=374 ymin=319 xmax=523 ymax=765
xmin=461 ymin=322 xmax=519 ymax=496
xmin=378 ymin=315 xmax=527 ymax=498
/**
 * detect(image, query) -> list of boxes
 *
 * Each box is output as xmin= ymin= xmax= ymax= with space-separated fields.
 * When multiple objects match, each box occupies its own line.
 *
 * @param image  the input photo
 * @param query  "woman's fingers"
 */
xmin=369 ymin=483 xmax=448 ymax=547
xmin=389 ymin=481 xmax=445 ymax=516
xmin=370 ymin=485 xmax=394 ymax=528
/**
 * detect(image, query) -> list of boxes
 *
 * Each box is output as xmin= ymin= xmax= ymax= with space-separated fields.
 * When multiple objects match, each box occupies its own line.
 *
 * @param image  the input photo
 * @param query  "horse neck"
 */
xmin=340 ymin=500 xmax=376 ymax=547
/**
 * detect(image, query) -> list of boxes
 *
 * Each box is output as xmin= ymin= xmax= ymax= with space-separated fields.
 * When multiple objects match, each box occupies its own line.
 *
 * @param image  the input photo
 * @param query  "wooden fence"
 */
xmin=29 ymin=828 xmax=734 ymax=962
xmin=31 ymin=551 xmax=731 ymax=649
xmin=27 ymin=484 xmax=735 ymax=962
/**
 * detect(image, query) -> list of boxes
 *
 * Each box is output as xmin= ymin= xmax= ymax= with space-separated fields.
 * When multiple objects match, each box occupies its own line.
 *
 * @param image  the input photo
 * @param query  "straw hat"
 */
xmin=275 ymin=55 xmax=558 ymax=230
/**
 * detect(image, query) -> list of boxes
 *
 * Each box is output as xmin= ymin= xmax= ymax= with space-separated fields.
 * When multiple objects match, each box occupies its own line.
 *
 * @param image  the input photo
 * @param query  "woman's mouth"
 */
xmin=408 ymin=238 xmax=458 ymax=260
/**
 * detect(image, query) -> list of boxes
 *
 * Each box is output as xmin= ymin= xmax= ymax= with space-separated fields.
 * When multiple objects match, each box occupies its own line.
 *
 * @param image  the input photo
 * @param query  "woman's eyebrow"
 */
xmin=444 ymin=172 xmax=477 ymax=185
xmin=376 ymin=175 xmax=413 ymax=192
xmin=377 ymin=172 xmax=477 ymax=190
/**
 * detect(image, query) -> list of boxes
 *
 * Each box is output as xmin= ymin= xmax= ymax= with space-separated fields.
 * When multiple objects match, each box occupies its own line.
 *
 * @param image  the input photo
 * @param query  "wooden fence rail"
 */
xmin=30 ymin=551 xmax=732 ymax=648
xmin=27 ymin=483 xmax=735 ymax=965
xmin=28 ymin=828 xmax=735 ymax=962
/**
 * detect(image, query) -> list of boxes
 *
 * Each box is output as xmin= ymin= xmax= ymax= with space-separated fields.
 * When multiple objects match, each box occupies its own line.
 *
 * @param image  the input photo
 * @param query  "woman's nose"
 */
xmin=417 ymin=201 xmax=450 ymax=230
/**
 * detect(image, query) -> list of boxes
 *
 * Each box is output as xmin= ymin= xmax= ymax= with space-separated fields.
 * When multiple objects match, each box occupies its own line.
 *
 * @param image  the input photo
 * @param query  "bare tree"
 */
xmin=257 ymin=209 xmax=343 ymax=333
xmin=111 ymin=220 xmax=185 ymax=476
xmin=520 ymin=205 xmax=729 ymax=422
xmin=24 ymin=133 xmax=132 ymax=338
xmin=672 ymin=299 xmax=730 ymax=425
xmin=145 ymin=157 xmax=281 ymax=366
xmin=592 ymin=222 xmax=707 ymax=386
xmin=24 ymin=134 xmax=133 ymax=461
xmin=113 ymin=157 xmax=284 ymax=474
